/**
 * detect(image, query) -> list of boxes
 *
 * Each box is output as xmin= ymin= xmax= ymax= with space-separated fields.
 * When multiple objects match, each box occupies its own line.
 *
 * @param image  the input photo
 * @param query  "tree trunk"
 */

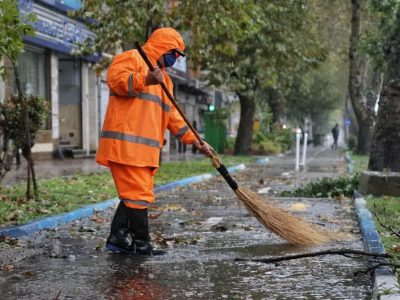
xmin=357 ymin=117 xmax=373 ymax=154
xmin=348 ymin=0 xmax=371 ymax=155
xmin=234 ymin=93 xmax=256 ymax=155
xmin=13 ymin=61 xmax=38 ymax=199
xmin=368 ymin=80 xmax=400 ymax=171
xmin=368 ymin=10 xmax=400 ymax=172
xmin=0 ymin=133 xmax=14 ymax=183
xmin=266 ymin=88 xmax=285 ymax=124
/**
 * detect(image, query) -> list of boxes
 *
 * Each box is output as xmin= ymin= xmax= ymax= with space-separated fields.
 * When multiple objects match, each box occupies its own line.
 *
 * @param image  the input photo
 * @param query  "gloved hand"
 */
xmin=145 ymin=68 xmax=163 ymax=86
xmin=194 ymin=141 xmax=213 ymax=157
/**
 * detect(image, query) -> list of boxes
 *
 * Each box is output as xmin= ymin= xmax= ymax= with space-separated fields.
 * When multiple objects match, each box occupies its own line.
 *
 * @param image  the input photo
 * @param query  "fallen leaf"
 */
xmin=391 ymin=245 xmax=400 ymax=253
xmin=192 ymin=210 xmax=202 ymax=217
xmin=335 ymin=195 xmax=347 ymax=201
xmin=162 ymin=204 xmax=186 ymax=212
xmin=257 ymin=187 xmax=272 ymax=194
xmin=79 ymin=226 xmax=96 ymax=233
xmin=289 ymin=203 xmax=307 ymax=211
xmin=37 ymin=208 xmax=52 ymax=214
xmin=242 ymin=225 xmax=254 ymax=231
xmin=149 ymin=212 xmax=163 ymax=220
xmin=95 ymin=239 xmax=106 ymax=251
xmin=22 ymin=271 xmax=34 ymax=277
xmin=90 ymin=214 xmax=107 ymax=223
xmin=0 ymin=264 xmax=14 ymax=272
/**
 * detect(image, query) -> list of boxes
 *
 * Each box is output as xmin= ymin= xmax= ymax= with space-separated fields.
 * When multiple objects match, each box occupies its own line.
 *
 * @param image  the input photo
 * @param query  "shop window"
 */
xmin=15 ymin=48 xmax=50 ymax=129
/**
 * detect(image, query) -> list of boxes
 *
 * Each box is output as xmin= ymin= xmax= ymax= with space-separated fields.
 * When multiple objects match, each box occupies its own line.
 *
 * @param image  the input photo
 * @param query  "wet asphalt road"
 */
xmin=0 ymin=149 xmax=372 ymax=299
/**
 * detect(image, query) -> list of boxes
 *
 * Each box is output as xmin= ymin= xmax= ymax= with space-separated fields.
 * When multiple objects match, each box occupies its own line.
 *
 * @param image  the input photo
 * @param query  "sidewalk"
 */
xmin=3 ymin=151 xmax=204 ymax=185
xmin=0 ymin=148 xmax=372 ymax=299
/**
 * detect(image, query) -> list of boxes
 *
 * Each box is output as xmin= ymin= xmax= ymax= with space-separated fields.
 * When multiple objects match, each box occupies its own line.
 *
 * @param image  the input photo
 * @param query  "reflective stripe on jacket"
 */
xmin=96 ymin=28 xmax=196 ymax=167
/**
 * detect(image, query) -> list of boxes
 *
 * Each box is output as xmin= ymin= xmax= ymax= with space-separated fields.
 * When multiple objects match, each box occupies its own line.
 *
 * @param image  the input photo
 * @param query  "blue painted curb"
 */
xmin=0 ymin=161 xmax=255 ymax=237
xmin=0 ymin=198 xmax=119 ymax=238
xmin=255 ymin=157 xmax=269 ymax=165
xmin=354 ymin=197 xmax=385 ymax=254
xmin=347 ymin=153 xmax=400 ymax=299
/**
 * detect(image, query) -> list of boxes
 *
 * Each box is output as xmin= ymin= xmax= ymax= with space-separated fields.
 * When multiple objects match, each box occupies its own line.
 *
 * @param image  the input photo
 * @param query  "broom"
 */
xmin=135 ymin=41 xmax=330 ymax=246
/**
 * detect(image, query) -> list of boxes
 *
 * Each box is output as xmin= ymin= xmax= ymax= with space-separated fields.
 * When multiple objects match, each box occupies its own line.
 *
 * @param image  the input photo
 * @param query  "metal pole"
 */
xmin=295 ymin=129 xmax=301 ymax=172
xmin=301 ymin=132 xmax=308 ymax=167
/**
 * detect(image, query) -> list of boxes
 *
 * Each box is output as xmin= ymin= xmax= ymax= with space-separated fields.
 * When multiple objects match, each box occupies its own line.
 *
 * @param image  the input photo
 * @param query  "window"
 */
xmin=17 ymin=48 xmax=46 ymax=98
xmin=15 ymin=47 xmax=50 ymax=129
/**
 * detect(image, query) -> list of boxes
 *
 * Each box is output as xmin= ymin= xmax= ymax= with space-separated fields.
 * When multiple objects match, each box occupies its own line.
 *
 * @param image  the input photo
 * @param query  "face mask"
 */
xmin=163 ymin=52 xmax=177 ymax=67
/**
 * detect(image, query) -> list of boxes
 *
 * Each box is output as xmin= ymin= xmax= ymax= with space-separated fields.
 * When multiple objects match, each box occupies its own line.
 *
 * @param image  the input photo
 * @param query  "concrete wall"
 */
xmin=88 ymin=66 xmax=99 ymax=150
xmin=81 ymin=63 xmax=90 ymax=154
xmin=360 ymin=171 xmax=400 ymax=196
xmin=50 ymin=52 xmax=59 ymax=141
xmin=0 ymin=59 xmax=4 ymax=103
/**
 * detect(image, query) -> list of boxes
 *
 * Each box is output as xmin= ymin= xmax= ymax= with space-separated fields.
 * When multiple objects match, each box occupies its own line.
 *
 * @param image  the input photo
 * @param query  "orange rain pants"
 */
xmin=108 ymin=161 xmax=157 ymax=209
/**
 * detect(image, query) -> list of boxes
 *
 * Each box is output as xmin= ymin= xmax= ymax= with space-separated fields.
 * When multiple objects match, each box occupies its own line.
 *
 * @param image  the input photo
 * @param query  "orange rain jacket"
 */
xmin=96 ymin=28 xmax=197 ymax=168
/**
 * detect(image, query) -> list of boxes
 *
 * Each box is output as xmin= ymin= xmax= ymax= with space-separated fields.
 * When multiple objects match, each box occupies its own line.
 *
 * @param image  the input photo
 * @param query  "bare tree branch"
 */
xmin=354 ymin=262 xmax=400 ymax=276
xmin=235 ymin=248 xmax=389 ymax=264
xmin=372 ymin=203 xmax=400 ymax=239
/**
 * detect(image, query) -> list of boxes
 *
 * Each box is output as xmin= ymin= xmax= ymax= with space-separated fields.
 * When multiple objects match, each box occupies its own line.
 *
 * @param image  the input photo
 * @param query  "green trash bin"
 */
xmin=204 ymin=112 xmax=227 ymax=153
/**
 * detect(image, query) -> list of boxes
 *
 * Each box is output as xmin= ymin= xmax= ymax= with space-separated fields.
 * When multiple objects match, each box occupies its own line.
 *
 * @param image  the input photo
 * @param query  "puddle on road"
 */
xmin=1 ymin=234 xmax=371 ymax=300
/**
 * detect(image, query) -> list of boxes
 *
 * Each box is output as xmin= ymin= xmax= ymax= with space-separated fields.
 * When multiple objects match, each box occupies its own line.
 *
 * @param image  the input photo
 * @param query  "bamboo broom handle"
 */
xmin=135 ymin=41 xmax=239 ymax=191
xmin=135 ymin=41 xmax=203 ymax=145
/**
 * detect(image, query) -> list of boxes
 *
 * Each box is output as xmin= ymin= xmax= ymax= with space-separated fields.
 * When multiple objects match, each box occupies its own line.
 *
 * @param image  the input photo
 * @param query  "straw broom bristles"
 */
xmin=210 ymin=152 xmax=331 ymax=246
xmin=235 ymin=187 xmax=330 ymax=245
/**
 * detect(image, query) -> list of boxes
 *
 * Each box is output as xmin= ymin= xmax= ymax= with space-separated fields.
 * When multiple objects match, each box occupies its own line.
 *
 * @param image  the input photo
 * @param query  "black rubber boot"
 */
xmin=105 ymin=202 xmax=132 ymax=253
xmin=128 ymin=208 xmax=165 ymax=256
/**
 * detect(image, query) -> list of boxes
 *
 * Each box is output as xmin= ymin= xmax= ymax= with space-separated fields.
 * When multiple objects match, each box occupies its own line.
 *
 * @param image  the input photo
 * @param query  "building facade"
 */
xmin=1 ymin=0 xmax=99 ymax=158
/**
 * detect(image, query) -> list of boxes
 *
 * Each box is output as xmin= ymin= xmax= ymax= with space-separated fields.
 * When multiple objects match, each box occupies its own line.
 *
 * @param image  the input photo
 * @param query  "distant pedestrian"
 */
xmin=331 ymin=123 xmax=339 ymax=149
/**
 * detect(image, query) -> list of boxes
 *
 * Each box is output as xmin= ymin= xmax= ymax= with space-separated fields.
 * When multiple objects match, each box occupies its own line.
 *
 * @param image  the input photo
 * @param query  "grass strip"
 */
xmin=349 ymin=151 xmax=369 ymax=174
xmin=0 ymin=155 xmax=255 ymax=226
xmin=367 ymin=196 xmax=400 ymax=281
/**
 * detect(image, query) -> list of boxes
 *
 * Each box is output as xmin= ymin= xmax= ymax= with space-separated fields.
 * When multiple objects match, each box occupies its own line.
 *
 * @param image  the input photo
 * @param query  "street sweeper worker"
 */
xmin=96 ymin=27 xmax=212 ymax=255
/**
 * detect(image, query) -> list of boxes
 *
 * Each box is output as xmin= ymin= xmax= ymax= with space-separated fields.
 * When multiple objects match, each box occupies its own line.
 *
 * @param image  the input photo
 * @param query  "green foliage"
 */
xmin=281 ymin=175 xmax=360 ymax=198
xmin=0 ymin=0 xmax=35 ymax=74
xmin=361 ymin=0 xmax=400 ymax=70
xmin=348 ymin=135 xmax=358 ymax=152
xmin=0 ymin=95 xmax=49 ymax=149
xmin=225 ymin=137 xmax=236 ymax=152
xmin=286 ymin=71 xmax=342 ymax=129
xmin=255 ymin=139 xmax=282 ymax=155
xmin=252 ymin=128 xmax=294 ymax=155
xmin=208 ymin=107 xmax=231 ymax=125
xmin=74 ymin=1 xmax=328 ymax=155
xmin=282 ymin=1 xmax=350 ymax=132
xmin=70 ymin=0 xmax=170 ymax=71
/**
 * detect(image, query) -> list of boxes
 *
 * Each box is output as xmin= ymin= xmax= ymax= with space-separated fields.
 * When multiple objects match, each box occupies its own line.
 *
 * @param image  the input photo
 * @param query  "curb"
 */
xmin=344 ymin=151 xmax=354 ymax=174
xmin=0 ymin=198 xmax=119 ymax=238
xmin=255 ymin=157 xmax=270 ymax=165
xmin=346 ymin=153 xmax=400 ymax=299
xmin=0 ymin=160 xmax=257 ymax=237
